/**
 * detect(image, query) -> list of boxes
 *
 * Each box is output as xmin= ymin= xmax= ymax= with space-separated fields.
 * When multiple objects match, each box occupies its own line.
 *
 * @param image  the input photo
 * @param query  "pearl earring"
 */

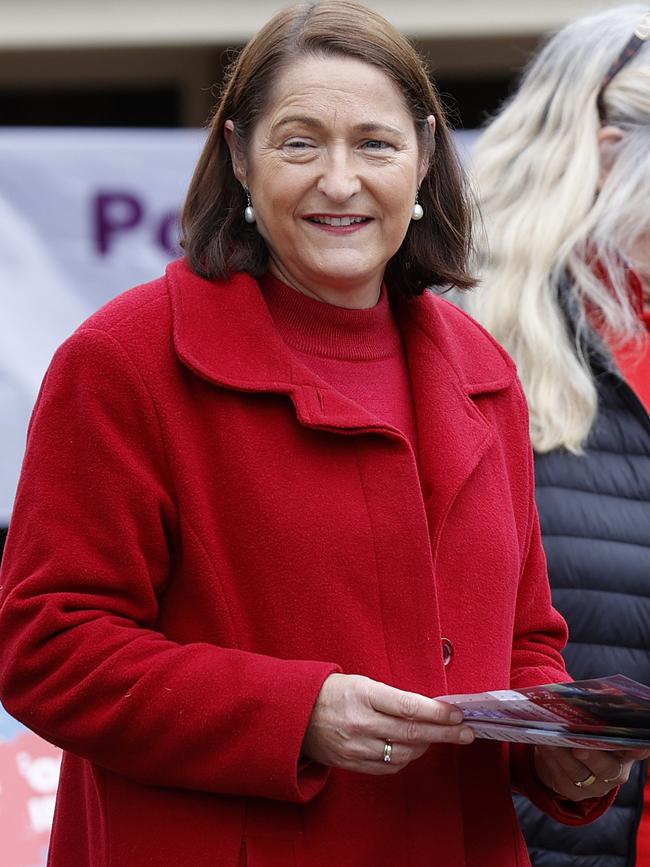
xmin=244 ymin=188 xmax=256 ymax=224
xmin=412 ymin=195 xmax=424 ymax=221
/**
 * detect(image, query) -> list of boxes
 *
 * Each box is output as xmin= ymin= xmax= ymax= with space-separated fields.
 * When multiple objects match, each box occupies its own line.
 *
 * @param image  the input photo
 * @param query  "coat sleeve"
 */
xmin=0 ymin=326 xmax=339 ymax=802
xmin=507 ymin=381 xmax=614 ymax=823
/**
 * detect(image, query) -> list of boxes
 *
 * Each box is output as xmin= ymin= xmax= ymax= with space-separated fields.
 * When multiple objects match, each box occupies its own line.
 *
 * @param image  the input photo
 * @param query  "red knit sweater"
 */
xmin=261 ymin=274 xmax=418 ymax=453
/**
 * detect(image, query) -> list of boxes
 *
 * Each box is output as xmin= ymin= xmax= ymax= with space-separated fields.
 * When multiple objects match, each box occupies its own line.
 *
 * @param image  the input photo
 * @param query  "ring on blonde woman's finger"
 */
xmin=603 ymin=760 xmax=624 ymax=784
xmin=574 ymin=773 xmax=597 ymax=788
xmin=383 ymin=740 xmax=392 ymax=764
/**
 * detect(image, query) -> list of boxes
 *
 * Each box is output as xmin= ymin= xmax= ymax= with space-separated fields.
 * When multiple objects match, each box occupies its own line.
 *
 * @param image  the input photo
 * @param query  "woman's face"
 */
xmin=227 ymin=54 xmax=431 ymax=308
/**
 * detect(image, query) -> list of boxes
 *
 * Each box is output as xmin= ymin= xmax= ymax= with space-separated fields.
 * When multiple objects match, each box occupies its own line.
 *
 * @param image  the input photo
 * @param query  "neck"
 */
xmin=268 ymin=259 xmax=382 ymax=310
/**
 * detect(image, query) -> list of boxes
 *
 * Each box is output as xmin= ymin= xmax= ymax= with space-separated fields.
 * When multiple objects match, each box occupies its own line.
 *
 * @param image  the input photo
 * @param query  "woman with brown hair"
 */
xmin=0 ymin=3 xmax=640 ymax=865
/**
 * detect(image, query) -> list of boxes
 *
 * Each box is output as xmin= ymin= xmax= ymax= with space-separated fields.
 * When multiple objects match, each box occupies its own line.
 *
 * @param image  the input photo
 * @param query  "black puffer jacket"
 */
xmin=515 ymin=359 xmax=650 ymax=866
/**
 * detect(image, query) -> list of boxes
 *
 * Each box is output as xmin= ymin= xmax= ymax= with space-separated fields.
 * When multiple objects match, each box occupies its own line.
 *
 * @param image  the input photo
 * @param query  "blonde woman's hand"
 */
xmin=302 ymin=673 xmax=474 ymax=775
xmin=533 ymin=745 xmax=650 ymax=800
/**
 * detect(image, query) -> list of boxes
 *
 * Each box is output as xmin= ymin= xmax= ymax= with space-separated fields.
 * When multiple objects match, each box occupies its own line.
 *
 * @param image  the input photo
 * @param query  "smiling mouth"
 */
xmin=306 ymin=215 xmax=371 ymax=227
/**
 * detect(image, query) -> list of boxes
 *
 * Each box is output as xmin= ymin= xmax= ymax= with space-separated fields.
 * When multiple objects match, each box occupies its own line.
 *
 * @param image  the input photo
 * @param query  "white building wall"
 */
xmin=2 ymin=0 xmax=629 ymax=48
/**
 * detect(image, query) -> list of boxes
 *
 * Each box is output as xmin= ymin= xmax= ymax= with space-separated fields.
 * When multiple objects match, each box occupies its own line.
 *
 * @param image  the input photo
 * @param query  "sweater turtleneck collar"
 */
xmin=260 ymin=272 xmax=402 ymax=362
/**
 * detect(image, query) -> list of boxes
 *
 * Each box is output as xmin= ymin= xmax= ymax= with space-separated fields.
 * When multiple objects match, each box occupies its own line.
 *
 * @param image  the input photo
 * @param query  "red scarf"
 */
xmin=587 ymin=264 xmax=650 ymax=411
xmin=608 ymin=269 xmax=650 ymax=412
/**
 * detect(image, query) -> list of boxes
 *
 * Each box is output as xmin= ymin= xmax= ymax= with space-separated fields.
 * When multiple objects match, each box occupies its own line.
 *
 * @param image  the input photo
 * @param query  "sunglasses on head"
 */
xmin=596 ymin=9 xmax=650 ymax=122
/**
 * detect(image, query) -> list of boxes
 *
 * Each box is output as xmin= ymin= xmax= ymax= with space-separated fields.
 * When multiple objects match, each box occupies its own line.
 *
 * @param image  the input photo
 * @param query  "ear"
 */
xmin=597 ymin=125 xmax=625 ymax=189
xmin=418 ymin=114 xmax=436 ymax=186
xmin=224 ymin=119 xmax=248 ymax=187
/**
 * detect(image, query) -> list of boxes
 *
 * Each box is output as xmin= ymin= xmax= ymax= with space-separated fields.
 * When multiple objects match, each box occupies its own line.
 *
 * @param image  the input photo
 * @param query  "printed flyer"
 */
xmin=440 ymin=675 xmax=650 ymax=750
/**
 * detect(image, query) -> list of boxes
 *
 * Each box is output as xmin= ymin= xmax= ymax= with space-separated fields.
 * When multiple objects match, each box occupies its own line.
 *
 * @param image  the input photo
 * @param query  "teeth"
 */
xmin=311 ymin=216 xmax=366 ymax=226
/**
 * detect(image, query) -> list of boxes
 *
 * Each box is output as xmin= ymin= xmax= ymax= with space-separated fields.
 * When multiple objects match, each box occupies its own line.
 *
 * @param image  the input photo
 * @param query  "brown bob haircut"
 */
xmin=182 ymin=0 xmax=475 ymax=296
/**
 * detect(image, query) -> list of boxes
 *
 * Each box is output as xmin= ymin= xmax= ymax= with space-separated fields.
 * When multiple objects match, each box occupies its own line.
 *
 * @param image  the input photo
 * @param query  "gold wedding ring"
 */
xmin=574 ymin=773 xmax=597 ymax=788
xmin=383 ymin=740 xmax=392 ymax=763
xmin=603 ymin=760 xmax=624 ymax=784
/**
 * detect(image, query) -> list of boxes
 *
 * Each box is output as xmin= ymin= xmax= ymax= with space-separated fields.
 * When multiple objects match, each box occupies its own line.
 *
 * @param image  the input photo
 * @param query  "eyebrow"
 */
xmin=271 ymin=115 xmax=405 ymax=137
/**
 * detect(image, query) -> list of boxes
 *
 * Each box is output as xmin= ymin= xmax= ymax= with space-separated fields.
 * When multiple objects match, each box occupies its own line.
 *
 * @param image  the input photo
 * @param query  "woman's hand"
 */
xmin=301 ymin=673 xmax=474 ymax=775
xmin=533 ymin=745 xmax=650 ymax=801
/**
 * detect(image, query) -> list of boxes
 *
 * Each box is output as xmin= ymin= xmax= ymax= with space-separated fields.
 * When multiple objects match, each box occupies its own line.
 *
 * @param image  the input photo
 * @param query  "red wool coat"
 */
xmin=0 ymin=259 xmax=609 ymax=866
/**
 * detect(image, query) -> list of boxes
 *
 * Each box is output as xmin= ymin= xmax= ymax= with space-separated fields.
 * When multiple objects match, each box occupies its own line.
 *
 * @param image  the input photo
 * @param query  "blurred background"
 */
xmin=0 ymin=2 xmax=630 ymax=865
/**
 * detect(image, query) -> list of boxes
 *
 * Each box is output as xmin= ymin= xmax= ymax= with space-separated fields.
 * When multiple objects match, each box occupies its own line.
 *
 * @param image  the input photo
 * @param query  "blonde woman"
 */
xmin=468 ymin=5 xmax=650 ymax=866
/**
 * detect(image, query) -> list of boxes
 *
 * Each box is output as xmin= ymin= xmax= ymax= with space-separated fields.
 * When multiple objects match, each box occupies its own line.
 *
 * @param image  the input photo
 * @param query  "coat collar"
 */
xmin=167 ymin=258 xmax=516 ymax=508
xmin=168 ymin=259 xmax=382 ymax=432
xmin=168 ymin=258 xmax=514 ymax=399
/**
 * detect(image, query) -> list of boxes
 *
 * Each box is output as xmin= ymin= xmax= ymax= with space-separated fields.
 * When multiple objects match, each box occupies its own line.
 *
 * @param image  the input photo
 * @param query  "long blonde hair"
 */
xmin=468 ymin=5 xmax=650 ymax=453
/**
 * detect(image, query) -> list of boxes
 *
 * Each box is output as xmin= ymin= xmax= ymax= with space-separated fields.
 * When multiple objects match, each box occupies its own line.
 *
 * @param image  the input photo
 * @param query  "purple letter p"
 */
xmin=94 ymin=192 xmax=143 ymax=255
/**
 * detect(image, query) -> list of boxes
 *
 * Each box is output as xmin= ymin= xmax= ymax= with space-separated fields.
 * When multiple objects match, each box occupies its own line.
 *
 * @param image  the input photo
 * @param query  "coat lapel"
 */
xmin=393 ymin=292 xmax=516 ymax=540
xmin=167 ymin=259 xmax=516 ymax=505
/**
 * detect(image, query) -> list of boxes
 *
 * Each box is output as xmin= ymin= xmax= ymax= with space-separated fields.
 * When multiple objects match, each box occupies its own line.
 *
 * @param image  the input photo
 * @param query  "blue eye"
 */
xmin=362 ymin=140 xmax=391 ymax=151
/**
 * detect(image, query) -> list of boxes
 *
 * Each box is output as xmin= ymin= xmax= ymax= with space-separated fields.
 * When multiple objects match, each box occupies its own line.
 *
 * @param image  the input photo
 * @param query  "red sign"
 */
xmin=0 ymin=730 xmax=61 ymax=867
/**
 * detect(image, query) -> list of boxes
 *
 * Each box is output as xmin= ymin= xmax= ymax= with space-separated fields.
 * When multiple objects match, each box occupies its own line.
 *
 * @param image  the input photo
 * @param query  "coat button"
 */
xmin=441 ymin=637 xmax=454 ymax=667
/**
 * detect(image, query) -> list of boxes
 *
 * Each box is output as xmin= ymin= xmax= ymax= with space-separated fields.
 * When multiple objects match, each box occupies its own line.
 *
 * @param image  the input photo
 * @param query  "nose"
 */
xmin=316 ymin=146 xmax=362 ymax=203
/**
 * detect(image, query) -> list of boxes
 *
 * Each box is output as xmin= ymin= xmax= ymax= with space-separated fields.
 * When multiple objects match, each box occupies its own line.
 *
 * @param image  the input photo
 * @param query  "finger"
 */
xmin=545 ymin=748 xmax=598 ymax=787
xmin=367 ymin=715 xmax=474 ymax=745
xmin=572 ymin=750 xmax=630 ymax=785
xmin=602 ymin=760 xmax=628 ymax=785
xmin=371 ymin=739 xmax=429 ymax=767
xmin=535 ymin=747 xmax=609 ymax=800
xmin=367 ymin=682 xmax=463 ymax=725
xmin=334 ymin=739 xmax=428 ymax=774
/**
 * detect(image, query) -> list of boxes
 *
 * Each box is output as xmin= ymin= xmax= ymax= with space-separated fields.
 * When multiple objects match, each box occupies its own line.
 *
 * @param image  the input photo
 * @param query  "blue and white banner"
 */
xmin=0 ymin=128 xmax=206 ymax=524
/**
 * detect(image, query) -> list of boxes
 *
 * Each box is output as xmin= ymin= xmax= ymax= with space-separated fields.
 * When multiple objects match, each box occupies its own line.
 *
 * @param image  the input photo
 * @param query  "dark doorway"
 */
xmin=436 ymin=75 xmax=515 ymax=130
xmin=0 ymin=86 xmax=181 ymax=127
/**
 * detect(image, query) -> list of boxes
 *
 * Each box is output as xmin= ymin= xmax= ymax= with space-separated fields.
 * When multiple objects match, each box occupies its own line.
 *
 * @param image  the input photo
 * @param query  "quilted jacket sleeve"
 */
xmin=507 ymin=382 xmax=615 ymax=824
